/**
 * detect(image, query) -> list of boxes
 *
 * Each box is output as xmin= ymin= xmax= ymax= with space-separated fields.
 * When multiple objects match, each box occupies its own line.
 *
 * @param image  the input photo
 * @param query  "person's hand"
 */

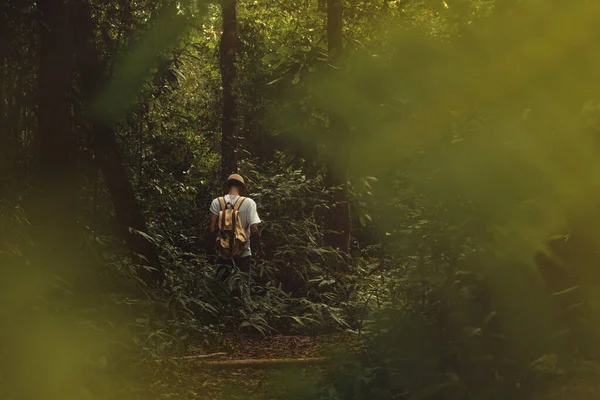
xmin=255 ymin=248 xmax=265 ymax=259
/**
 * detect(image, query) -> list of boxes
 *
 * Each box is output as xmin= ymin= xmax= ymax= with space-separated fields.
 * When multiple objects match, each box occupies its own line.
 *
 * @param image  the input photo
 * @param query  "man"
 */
xmin=208 ymin=174 xmax=263 ymax=277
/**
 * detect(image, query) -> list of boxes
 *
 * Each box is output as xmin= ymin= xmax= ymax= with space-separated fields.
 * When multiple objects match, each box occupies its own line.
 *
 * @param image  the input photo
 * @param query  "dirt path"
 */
xmin=146 ymin=333 xmax=353 ymax=399
xmin=197 ymin=332 xmax=354 ymax=360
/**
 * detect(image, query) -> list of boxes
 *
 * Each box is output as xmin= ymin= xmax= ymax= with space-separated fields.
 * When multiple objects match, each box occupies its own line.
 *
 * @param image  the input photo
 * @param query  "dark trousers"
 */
xmin=216 ymin=256 xmax=251 ymax=283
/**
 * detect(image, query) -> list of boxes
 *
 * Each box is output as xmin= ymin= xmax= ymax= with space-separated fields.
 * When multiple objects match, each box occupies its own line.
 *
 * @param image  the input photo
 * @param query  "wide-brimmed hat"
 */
xmin=224 ymin=173 xmax=246 ymax=191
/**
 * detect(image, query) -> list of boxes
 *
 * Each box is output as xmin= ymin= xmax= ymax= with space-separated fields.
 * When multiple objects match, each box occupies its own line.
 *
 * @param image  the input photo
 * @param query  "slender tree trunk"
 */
xmin=93 ymin=124 xmax=164 ymax=284
xmin=37 ymin=0 xmax=75 ymax=182
xmin=219 ymin=0 xmax=239 ymax=181
xmin=10 ymin=66 xmax=27 ymax=185
xmin=324 ymin=0 xmax=351 ymax=261
xmin=32 ymin=0 xmax=78 ymax=286
xmin=73 ymin=0 xmax=164 ymax=286
xmin=327 ymin=0 xmax=343 ymax=59
xmin=0 ymin=11 xmax=8 ymax=193
xmin=36 ymin=1 xmax=76 ymax=205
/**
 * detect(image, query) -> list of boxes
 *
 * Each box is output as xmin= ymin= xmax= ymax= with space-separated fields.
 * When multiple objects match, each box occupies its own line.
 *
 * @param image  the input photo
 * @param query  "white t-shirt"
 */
xmin=210 ymin=194 xmax=261 ymax=257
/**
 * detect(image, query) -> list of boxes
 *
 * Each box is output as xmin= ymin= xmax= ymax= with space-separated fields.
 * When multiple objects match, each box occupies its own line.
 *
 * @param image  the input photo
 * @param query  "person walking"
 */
xmin=207 ymin=174 xmax=263 ymax=280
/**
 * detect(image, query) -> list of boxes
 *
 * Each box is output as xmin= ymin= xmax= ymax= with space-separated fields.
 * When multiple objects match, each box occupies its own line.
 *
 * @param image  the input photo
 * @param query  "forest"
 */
xmin=2 ymin=0 xmax=600 ymax=399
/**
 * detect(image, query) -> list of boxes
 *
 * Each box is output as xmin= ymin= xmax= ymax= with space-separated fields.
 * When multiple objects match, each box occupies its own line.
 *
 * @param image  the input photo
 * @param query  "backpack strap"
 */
xmin=218 ymin=196 xmax=226 ymax=211
xmin=233 ymin=196 xmax=246 ymax=211
xmin=218 ymin=197 xmax=227 ymax=231
xmin=232 ymin=197 xmax=246 ymax=234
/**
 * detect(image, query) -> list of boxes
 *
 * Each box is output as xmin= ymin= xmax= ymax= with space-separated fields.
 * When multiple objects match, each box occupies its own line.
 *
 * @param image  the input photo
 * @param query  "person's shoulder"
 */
xmin=241 ymin=197 xmax=256 ymax=205
xmin=210 ymin=197 xmax=223 ymax=208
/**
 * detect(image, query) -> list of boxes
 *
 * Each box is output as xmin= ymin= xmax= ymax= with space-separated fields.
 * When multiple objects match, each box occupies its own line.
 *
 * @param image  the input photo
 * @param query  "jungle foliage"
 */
xmin=2 ymin=0 xmax=600 ymax=399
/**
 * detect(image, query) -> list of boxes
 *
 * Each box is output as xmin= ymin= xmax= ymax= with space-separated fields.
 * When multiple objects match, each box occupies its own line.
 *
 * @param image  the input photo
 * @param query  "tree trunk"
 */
xmin=0 ymin=10 xmax=8 ymax=193
xmin=72 ymin=0 xmax=164 ymax=286
xmin=219 ymin=0 xmax=239 ymax=181
xmin=37 ymin=0 xmax=75 ymax=182
xmin=93 ymin=124 xmax=164 ymax=284
xmin=32 ymin=0 xmax=78 ymax=285
xmin=4 ymin=72 xmax=23 ymax=196
xmin=324 ymin=0 xmax=351 ymax=261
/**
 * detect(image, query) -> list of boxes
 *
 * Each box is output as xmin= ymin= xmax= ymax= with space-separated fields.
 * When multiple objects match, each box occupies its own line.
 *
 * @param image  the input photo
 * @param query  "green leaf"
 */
xmin=551 ymin=285 xmax=580 ymax=297
xmin=267 ymin=76 xmax=285 ymax=85
xmin=482 ymin=311 xmax=497 ymax=325
xmin=128 ymin=228 xmax=158 ymax=246
xmin=93 ymin=6 xmax=194 ymax=123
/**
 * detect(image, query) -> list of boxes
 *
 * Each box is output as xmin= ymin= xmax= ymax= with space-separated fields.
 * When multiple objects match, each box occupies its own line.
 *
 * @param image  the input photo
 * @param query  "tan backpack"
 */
xmin=216 ymin=196 xmax=247 ymax=258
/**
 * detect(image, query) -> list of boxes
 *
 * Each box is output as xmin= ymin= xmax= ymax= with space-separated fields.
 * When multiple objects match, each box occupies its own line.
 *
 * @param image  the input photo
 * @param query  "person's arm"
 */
xmin=207 ymin=200 xmax=219 ymax=259
xmin=210 ymin=214 xmax=218 ymax=232
xmin=246 ymin=200 xmax=264 ymax=257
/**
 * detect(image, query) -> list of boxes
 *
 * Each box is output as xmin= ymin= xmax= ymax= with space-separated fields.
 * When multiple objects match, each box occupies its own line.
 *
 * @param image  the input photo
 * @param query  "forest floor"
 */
xmin=531 ymin=380 xmax=600 ymax=400
xmin=146 ymin=333 xmax=355 ymax=400
xmin=142 ymin=333 xmax=600 ymax=400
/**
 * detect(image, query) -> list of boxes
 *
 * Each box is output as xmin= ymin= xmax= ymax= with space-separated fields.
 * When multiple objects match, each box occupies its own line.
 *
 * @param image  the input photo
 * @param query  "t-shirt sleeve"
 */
xmin=209 ymin=198 xmax=221 ymax=216
xmin=246 ymin=199 xmax=261 ymax=226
